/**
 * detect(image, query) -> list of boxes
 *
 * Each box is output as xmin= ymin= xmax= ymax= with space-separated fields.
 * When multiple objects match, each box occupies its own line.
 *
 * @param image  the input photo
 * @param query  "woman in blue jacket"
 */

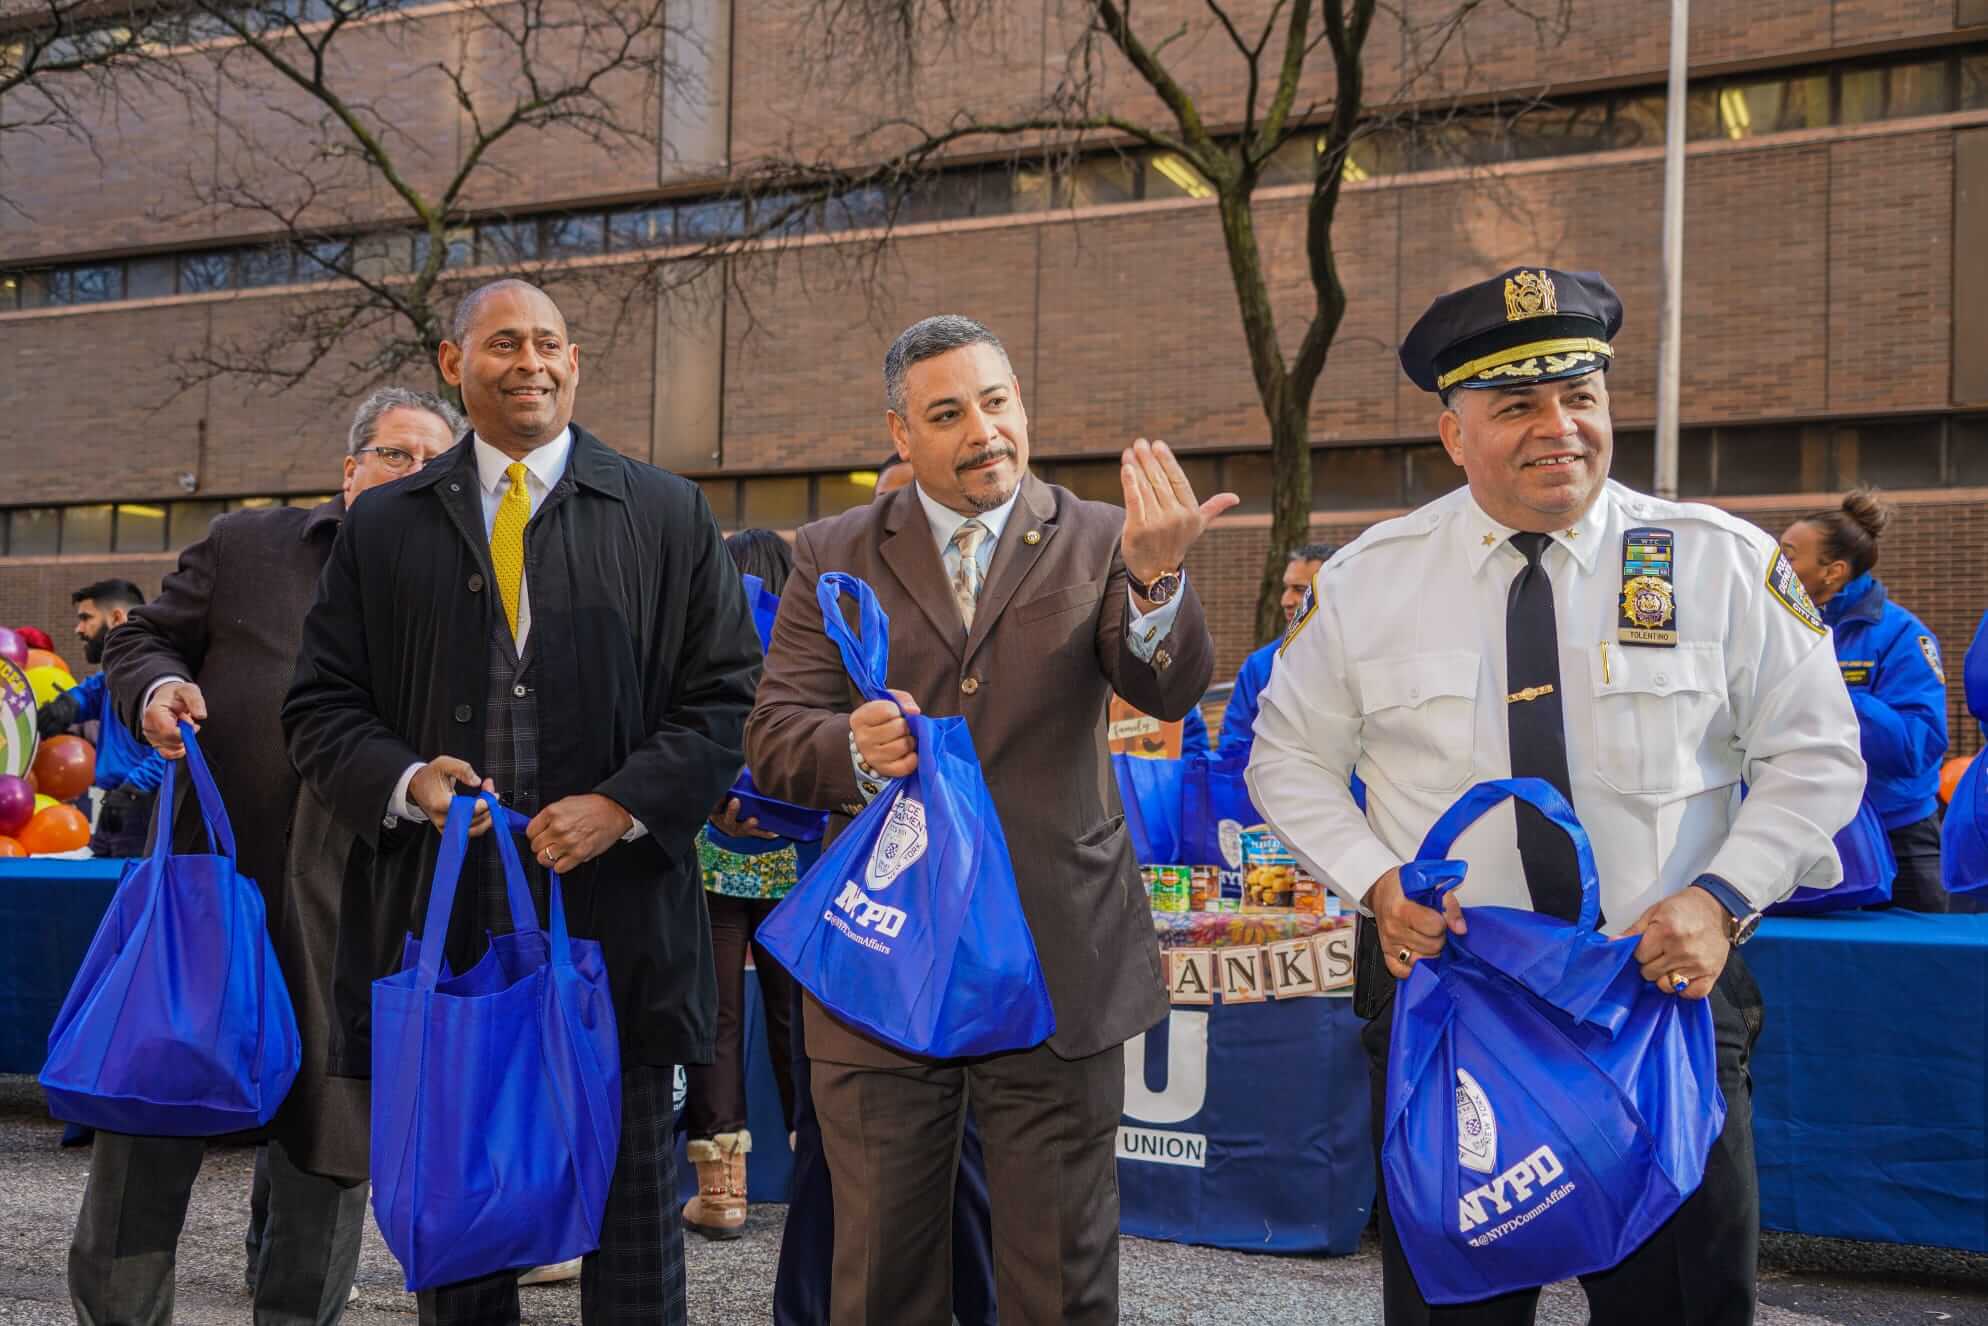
xmin=1781 ymin=490 xmax=1950 ymax=910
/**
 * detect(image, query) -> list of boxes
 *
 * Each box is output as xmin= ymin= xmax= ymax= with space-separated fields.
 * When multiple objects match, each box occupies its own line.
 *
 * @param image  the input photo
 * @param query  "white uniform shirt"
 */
xmin=1246 ymin=479 xmax=1864 ymax=922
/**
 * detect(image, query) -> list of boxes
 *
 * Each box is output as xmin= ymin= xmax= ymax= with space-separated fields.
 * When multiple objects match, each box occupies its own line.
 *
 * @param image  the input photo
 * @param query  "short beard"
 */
xmin=82 ymin=629 xmax=106 ymax=664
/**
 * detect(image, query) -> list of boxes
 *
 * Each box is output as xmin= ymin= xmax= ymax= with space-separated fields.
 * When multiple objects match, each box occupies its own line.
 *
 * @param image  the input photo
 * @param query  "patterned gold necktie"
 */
xmin=949 ymin=519 xmax=988 ymax=630
xmin=491 ymin=461 xmax=530 ymax=640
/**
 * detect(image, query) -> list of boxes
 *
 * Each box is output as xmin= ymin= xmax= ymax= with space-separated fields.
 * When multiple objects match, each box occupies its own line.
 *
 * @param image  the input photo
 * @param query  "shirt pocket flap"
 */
xmin=1594 ymin=641 xmax=1723 ymax=698
xmin=1357 ymin=651 xmax=1480 ymax=713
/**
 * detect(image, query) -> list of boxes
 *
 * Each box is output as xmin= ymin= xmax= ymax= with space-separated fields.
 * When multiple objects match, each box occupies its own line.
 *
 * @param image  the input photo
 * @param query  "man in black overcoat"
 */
xmin=283 ymin=278 xmax=758 ymax=1326
xmin=81 ymin=387 xmax=461 ymax=1326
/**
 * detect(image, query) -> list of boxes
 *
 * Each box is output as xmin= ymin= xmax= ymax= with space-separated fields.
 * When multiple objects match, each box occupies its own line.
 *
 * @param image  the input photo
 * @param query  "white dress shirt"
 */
xmin=1246 ymin=480 xmax=1865 ymax=921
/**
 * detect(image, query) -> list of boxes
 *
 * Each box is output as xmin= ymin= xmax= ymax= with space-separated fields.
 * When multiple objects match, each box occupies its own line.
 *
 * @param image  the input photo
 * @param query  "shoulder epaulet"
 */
xmin=1326 ymin=504 xmax=1447 ymax=570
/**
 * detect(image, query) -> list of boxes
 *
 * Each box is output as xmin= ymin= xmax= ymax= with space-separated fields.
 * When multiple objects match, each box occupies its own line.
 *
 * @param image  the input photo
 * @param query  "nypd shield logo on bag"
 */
xmin=866 ymin=793 xmax=929 ymax=891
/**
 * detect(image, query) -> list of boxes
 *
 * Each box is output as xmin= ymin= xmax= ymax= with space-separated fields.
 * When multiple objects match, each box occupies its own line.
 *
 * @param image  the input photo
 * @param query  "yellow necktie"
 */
xmin=491 ymin=461 xmax=530 ymax=640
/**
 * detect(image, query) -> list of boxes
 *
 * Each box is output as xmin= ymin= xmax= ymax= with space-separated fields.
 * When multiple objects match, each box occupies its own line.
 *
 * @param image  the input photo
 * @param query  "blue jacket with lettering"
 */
xmin=57 ymin=672 xmax=166 ymax=795
xmin=1822 ymin=573 xmax=1947 ymax=830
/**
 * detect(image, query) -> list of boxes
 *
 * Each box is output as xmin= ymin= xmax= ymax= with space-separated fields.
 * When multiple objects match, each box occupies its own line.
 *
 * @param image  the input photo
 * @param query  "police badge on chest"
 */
xmin=1617 ymin=527 xmax=1677 ymax=648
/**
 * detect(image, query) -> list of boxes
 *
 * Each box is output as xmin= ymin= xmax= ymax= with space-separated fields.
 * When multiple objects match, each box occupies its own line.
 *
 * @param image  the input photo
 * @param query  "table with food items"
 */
xmin=1116 ymin=824 xmax=1374 ymax=1254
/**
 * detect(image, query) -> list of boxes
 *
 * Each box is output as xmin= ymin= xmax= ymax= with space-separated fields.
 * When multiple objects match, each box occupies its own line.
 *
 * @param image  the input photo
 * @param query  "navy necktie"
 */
xmin=1505 ymin=532 xmax=1584 ymax=923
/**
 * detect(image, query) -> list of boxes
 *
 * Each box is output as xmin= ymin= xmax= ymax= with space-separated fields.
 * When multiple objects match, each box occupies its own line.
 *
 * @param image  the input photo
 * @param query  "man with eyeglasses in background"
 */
xmin=86 ymin=387 xmax=460 ymax=1326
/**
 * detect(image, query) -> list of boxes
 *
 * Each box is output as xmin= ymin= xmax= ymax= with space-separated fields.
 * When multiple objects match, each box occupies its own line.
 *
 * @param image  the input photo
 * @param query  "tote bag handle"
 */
xmin=1409 ymin=777 xmax=1601 ymax=931
xmin=816 ymin=572 xmax=892 ymax=705
xmin=412 ymin=791 xmax=547 ymax=990
xmin=144 ymin=721 xmax=239 ymax=865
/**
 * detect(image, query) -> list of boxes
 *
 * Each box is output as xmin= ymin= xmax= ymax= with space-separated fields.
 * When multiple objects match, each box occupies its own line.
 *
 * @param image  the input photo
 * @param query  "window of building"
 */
xmin=817 ymin=472 xmax=878 ymax=515
xmin=1833 ymin=418 xmax=1943 ymax=489
xmin=545 ymin=215 xmax=605 ymax=256
xmin=1144 ymin=151 xmax=1214 ymax=200
xmin=697 ymin=479 xmax=738 ymax=529
xmin=300 ymin=240 xmax=351 ymax=279
xmin=114 ymin=503 xmax=167 ymax=552
xmin=228 ymin=497 xmax=279 ymax=512
xmin=478 ymin=220 xmax=540 ymax=265
xmin=52 ymin=264 xmax=124 ymax=304
xmin=0 ymin=274 xmax=16 ymax=309
xmin=1047 ymin=460 xmax=1123 ymax=506
xmin=1709 ymin=424 xmax=1829 ymax=496
xmin=178 ymin=252 xmax=232 ymax=293
xmin=1314 ymin=446 xmax=1403 ymax=510
xmin=1224 ymin=452 xmax=1276 ymax=514
xmin=1611 ymin=431 xmax=1655 ymax=491
xmin=678 ymin=200 xmax=747 ymax=242
xmin=64 ymin=504 xmax=113 ymax=554
xmin=740 ymin=476 xmax=809 ymax=528
xmin=609 ymin=207 xmax=675 ymax=251
xmin=1964 ymin=54 xmax=1988 ymax=111
xmin=1058 ymin=155 xmax=1140 ymax=208
xmin=7 ymin=508 xmax=59 ymax=556
xmin=1951 ymin=416 xmax=1988 ymax=484
xmin=126 ymin=257 xmax=176 ymax=300
xmin=1403 ymin=444 xmax=1465 ymax=505
xmin=236 ymin=246 xmax=294 ymax=289
xmin=1839 ymin=67 xmax=1888 ymax=124
xmin=1676 ymin=429 xmax=1716 ymax=497
xmin=1884 ymin=60 xmax=1953 ymax=119
xmin=169 ymin=500 xmax=225 ymax=547
xmin=1511 ymin=101 xmax=1612 ymax=160
xmin=411 ymin=227 xmax=473 ymax=273
xmin=824 ymin=187 xmax=891 ymax=231
xmin=1609 ymin=94 xmax=1667 ymax=150
xmin=288 ymin=494 xmax=335 ymax=508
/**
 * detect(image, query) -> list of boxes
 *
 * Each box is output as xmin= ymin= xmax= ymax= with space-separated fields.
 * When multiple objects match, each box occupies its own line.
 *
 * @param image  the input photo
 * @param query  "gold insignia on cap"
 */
xmin=1505 ymin=270 xmax=1558 ymax=321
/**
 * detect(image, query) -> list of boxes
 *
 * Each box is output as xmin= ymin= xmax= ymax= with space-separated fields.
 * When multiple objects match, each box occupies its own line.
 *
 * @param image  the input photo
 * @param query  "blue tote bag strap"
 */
xmin=816 ymin=572 xmax=892 ymax=704
xmin=494 ymin=802 xmax=581 ymax=970
xmin=412 ymin=793 xmax=542 ymax=989
xmin=148 ymin=721 xmax=237 ymax=863
xmin=1409 ymin=777 xmax=1601 ymax=931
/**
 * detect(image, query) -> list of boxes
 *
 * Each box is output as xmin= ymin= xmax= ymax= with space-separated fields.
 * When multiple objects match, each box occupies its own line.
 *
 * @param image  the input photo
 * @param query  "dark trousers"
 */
xmin=1881 ymin=814 xmax=1948 ymax=913
xmin=1362 ymin=956 xmax=1765 ymax=1325
xmin=774 ymin=987 xmax=998 ymax=1326
xmin=88 ymin=785 xmax=155 ymax=858
xmin=810 ymin=1039 xmax=1121 ymax=1326
xmin=416 ymin=1063 xmax=685 ymax=1326
xmin=69 ymin=1132 xmax=367 ymax=1326
xmin=685 ymin=892 xmax=798 ymax=1138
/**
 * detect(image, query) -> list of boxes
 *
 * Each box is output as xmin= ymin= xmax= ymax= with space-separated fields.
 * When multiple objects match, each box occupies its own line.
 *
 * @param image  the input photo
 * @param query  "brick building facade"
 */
xmin=2 ymin=1 xmax=1986 ymax=749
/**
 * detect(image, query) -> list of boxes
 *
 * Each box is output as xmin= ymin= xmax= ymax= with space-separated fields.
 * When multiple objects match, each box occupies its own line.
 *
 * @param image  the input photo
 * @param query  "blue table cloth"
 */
xmin=1117 ymin=996 xmax=1374 ymax=1254
xmin=1749 ymin=911 xmax=1988 ymax=1253
xmin=0 ymin=859 xmax=127 ymax=1074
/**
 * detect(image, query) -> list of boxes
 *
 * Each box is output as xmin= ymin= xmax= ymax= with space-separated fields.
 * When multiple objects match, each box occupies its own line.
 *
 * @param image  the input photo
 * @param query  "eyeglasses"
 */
xmin=354 ymin=446 xmax=426 ymax=472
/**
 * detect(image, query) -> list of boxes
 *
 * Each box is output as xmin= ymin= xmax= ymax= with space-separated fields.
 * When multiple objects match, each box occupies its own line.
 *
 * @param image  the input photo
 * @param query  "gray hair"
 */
xmin=347 ymin=387 xmax=464 ymax=456
xmin=883 ymin=314 xmax=1010 ymax=414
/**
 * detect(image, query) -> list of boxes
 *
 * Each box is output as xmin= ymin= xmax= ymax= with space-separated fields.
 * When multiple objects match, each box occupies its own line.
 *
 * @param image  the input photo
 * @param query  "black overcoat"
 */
xmin=282 ymin=427 xmax=759 ymax=1074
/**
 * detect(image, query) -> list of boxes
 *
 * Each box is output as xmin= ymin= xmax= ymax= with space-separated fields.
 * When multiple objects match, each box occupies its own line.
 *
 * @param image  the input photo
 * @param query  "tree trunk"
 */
xmin=1256 ymin=390 xmax=1313 ymax=644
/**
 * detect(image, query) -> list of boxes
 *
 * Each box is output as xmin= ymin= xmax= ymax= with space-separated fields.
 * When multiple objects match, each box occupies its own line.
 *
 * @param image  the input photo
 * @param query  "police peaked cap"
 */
xmin=1400 ymin=267 xmax=1623 ymax=395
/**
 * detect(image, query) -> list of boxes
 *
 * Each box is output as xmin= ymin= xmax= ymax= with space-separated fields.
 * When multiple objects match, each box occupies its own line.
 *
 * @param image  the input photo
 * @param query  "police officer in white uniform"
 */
xmin=1247 ymin=267 xmax=1864 ymax=1325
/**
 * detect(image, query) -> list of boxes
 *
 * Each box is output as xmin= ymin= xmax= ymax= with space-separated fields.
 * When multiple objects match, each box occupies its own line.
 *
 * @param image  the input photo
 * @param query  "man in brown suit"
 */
xmin=747 ymin=314 xmax=1235 ymax=1325
xmin=88 ymin=387 xmax=459 ymax=1326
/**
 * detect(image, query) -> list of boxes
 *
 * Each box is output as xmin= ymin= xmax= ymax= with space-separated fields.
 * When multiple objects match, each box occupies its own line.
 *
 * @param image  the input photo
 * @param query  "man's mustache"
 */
xmin=956 ymin=444 xmax=1016 ymax=474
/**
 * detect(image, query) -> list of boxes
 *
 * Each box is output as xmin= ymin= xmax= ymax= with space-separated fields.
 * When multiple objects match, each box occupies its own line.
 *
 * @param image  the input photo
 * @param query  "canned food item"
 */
xmin=1190 ymin=865 xmax=1217 ymax=911
xmin=1145 ymin=864 xmax=1192 ymax=913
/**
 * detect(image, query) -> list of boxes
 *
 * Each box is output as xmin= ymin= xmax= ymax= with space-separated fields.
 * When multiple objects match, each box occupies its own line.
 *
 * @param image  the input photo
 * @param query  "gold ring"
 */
xmin=1666 ymin=970 xmax=1688 ymax=993
xmin=1397 ymin=947 xmax=1412 ymax=966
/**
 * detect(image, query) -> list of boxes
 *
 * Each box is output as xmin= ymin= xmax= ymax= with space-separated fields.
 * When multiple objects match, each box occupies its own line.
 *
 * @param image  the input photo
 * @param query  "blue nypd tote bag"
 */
xmin=40 ymin=723 xmax=300 ymax=1136
xmin=371 ymin=793 xmax=620 ymax=1291
xmin=756 ymin=572 xmax=1056 ymax=1059
xmin=1383 ymin=779 xmax=1725 ymax=1305
xmin=1771 ymin=798 xmax=1895 ymax=914
xmin=729 ymin=572 xmax=829 ymax=842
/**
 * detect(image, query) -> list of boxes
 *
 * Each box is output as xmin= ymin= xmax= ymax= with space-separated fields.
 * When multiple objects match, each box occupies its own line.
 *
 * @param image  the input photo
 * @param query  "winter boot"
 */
xmin=682 ymin=1129 xmax=751 ymax=1240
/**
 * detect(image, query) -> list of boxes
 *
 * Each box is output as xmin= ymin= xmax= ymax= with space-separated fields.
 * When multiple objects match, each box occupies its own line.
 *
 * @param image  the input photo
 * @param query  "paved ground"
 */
xmin=2 ymin=1076 xmax=1983 ymax=1324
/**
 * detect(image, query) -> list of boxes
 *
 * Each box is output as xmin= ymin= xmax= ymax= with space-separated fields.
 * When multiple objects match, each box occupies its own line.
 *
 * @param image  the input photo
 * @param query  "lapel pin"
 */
xmin=1023 ymin=530 xmax=1042 ymax=545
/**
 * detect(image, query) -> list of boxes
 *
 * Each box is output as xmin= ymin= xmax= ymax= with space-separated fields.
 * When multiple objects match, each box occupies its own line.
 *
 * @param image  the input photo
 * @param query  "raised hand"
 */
xmin=1119 ymin=438 xmax=1239 ymax=589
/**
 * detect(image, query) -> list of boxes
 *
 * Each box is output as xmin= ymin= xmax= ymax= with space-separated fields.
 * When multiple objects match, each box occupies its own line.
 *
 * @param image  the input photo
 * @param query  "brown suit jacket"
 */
xmin=746 ymin=473 xmax=1214 ymax=1066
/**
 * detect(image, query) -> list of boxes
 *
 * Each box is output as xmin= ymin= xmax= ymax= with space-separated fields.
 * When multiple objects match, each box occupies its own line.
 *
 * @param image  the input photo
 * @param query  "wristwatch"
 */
xmin=1127 ymin=566 xmax=1184 ymax=606
xmin=1691 ymin=874 xmax=1763 ymax=946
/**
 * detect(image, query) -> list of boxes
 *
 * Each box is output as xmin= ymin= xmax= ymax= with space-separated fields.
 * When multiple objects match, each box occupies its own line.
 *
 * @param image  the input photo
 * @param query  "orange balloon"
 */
xmin=0 ymin=835 xmax=24 ymax=858
xmin=1941 ymin=754 xmax=1976 ymax=806
xmin=24 ymin=648 xmax=65 ymax=673
xmin=31 ymin=735 xmax=94 ymax=802
xmin=19 ymin=804 xmax=89 ymax=854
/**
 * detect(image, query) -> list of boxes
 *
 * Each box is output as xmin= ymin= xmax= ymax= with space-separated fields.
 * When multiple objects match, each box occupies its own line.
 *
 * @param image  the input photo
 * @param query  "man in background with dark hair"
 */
xmin=36 ymin=579 xmax=165 ymax=857
xmin=84 ymin=386 xmax=460 ymax=1326
xmin=1213 ymin=542 xmax=1336 ymax=764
